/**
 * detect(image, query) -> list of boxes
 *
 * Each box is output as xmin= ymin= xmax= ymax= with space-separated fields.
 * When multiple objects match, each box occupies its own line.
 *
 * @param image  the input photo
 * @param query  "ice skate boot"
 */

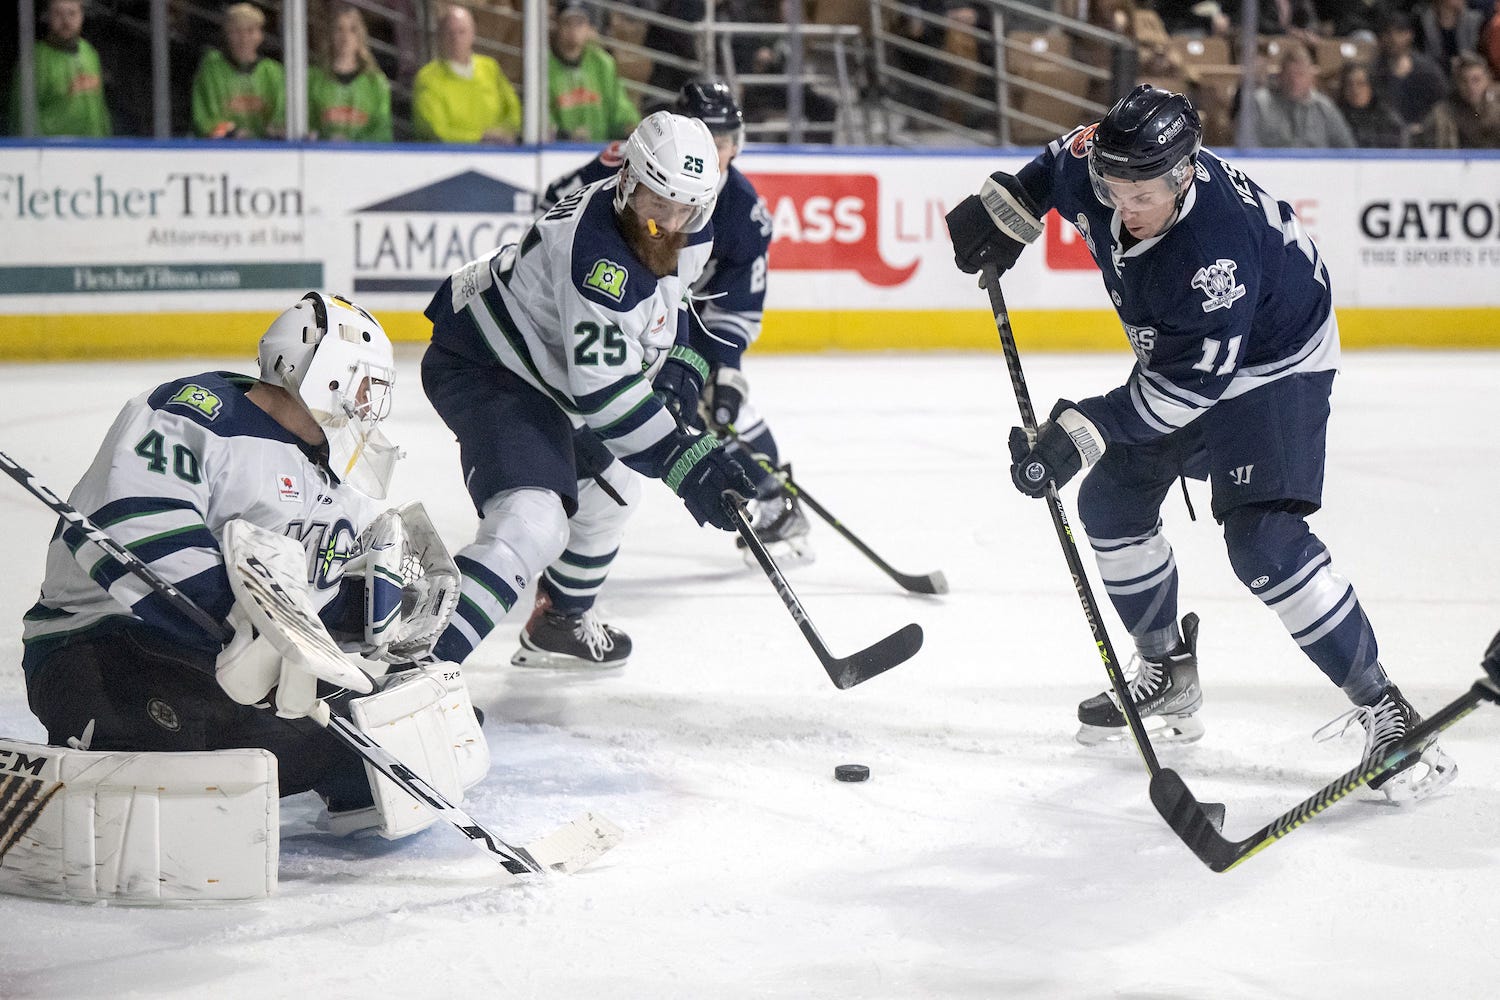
xmin=1322 ymin=684 xmax=1458 ymax=804
xmin=511 ymin=592 xmax=631 ymax=669
xmin=1076 ymin=613 xmax=1204 ymax=746
xmin=736 ymin=476 xmax=813 ymax=567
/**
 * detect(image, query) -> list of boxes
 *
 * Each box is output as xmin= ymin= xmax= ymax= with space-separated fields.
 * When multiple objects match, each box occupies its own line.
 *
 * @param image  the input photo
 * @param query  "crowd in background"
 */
xmin=6 ymin=0 xmax=1500 ymax=148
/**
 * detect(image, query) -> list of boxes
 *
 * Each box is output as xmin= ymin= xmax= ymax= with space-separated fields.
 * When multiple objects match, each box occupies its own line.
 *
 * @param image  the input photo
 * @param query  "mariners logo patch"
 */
xmin=584 ymin=259 xmax=628 ymax=301
xmin=1192 ymin=258 xmax=1246 ymax=313
xmin=1068 ymin=124 xmax=1097 ymax=158
xmin=167 ymin=384 xmax=223 ymax=419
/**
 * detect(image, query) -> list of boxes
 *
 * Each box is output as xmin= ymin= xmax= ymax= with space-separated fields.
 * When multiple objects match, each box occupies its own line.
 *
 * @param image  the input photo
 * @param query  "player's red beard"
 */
xmin=619 ymin=204 xmax=690 ymax=277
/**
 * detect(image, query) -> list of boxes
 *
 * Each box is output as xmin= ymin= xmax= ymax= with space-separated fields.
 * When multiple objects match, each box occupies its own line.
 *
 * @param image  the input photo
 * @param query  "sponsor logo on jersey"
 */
xmin=742 ymin=172 xmax=918 ymax=286
xmin=277 ymin=474 xmax=302 ymax=502
xmin=166 ymin=384 xmax=223 ymax=419
xmin=584 ymin=259 xmax=629 ymax=300
xmin=1192 ymin=258 xmax=1246 ymax=312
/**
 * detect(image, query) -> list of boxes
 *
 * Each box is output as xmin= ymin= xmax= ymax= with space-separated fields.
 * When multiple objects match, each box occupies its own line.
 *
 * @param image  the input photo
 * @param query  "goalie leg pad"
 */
xmin=0 ymin=737 xmax=278 ymax=904
xmin=332 ymin=663 xmax=491 ymax=840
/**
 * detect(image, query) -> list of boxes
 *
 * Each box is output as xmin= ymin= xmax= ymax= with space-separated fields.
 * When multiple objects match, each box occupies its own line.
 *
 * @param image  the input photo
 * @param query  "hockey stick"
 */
xmin=1151 ymin=679 xmax=1500 ymax=872
xmin=979 ymin=267 xmax=1226 ymax=828
xmin=726 ymin=493 xmax=922 ymax=689
xmin=720 ymin=428 xmax=948 ymax=595
xmin=0 ymin=450 xmax=619 ymax=879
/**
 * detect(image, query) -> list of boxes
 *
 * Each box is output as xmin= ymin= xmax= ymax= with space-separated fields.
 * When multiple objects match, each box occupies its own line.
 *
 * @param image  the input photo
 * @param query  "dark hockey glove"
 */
xmin=1008 ymin=400 xmax=1107 ymax=498
xmin=1482 ymin=629 xmax=1500 ymax=689
xmin=706 ymin=365 xmax=749 ymax=432
xmin=663 ymin=433 xmax=756 ymax=531
xmin=653 ymin=345 xmax=710 ymax=430
xmin=946 ymin=172 xmax=1044 ymax=281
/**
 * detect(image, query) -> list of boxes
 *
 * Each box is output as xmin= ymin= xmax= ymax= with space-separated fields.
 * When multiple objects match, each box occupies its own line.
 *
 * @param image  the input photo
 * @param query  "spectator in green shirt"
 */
xmin=191 ymin=2 xmax=285 ymax=138
xmin=10 ymin=0 xmax=111 ymax=137
xmin=309 ymin=4 xmax=393 ymax=142
xmin=548 ymin=0 xmax=639 ymax=142
xmin=412 ymin=4 xmax=522 ymax=144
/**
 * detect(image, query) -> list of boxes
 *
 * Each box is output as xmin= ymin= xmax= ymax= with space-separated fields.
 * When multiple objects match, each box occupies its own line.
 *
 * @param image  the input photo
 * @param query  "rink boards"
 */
xmin=0 ymin=141 xmax=1496 ymax=358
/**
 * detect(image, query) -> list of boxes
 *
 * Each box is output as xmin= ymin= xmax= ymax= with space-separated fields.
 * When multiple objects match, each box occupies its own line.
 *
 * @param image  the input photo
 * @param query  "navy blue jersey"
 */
xmin=1016 ymin=130 xmax=1339 ymax=445
xmin=544 ymin=151 xmax=773 ymax=370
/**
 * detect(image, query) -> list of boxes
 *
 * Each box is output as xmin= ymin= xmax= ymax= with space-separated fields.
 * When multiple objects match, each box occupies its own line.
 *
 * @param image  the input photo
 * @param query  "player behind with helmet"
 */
xmin=421 ymin=110 xmax=756 ymax=670
xmin=945 ymin=84 xmax=1455 ymax=803
xmin=541 ymin=79 xmax=810 ymax=574
xmin=18 ymin=293 xmax=488 ymax=863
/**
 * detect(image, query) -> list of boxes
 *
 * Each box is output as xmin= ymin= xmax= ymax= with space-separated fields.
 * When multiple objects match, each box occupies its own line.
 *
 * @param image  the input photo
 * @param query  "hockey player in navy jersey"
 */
xmin=422 ymin=110 xmax=756 ymax=670
xmin=543 ymin=80 xmax=810 ymax=569
xmin=946 ymin=85 xmax=1454 ymax=802
xmin=20 ymin=293 xmax=478 ymax=822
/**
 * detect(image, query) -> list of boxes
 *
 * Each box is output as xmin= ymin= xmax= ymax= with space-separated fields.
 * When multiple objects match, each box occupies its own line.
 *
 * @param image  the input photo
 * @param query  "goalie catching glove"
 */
xmin=345 ymin=501 xmax=461 ymax=663
xmin=1008 ymin=400 xmax=1106 ymax=497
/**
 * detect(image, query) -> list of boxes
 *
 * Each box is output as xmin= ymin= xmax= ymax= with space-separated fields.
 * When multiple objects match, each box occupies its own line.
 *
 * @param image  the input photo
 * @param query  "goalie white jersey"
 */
xmin=425 ymin=176 xmax=714 ymax=475
xmin=21 ymin=371 xmax=380 ymax=676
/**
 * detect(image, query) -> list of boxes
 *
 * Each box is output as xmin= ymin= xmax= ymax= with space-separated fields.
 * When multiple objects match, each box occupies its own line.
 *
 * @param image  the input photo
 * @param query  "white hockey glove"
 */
xmin=215 ymin=519 xmax=374 ymax=721
xmin=347 ymin=502 xmax=461 ymax=663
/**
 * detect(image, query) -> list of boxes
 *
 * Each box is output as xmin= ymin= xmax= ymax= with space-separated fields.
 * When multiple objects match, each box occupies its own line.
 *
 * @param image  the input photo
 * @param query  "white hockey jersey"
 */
xmin=21 ymin=372 xmax=380 ymax=676
xmin=424 ymin=176 xmax=714 ymax=477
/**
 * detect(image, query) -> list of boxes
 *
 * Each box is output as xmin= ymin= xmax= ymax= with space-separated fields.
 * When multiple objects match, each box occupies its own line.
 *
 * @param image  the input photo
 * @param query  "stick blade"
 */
xmin=1149 ymin=768 xmax=1238 ymax=873
xmin=828 ymin=622 xmax=923 ymax=690
xmin=525 ymin=812 xmax=624 ymax=874
xmin=896 ymin=569 xmax=949 ymax=596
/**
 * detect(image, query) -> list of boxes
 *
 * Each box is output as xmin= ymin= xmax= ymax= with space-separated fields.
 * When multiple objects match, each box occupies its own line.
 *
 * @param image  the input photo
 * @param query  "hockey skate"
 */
xmin=1076 ymin=613 xmax=1204 ymax=746
xmin=736 ymin=483 xmax=813 ymax=567
xmin=511 ymin=594 xmax=632 ymax=669
xmin=1317 ymin=684 xmax=1458 ymax=804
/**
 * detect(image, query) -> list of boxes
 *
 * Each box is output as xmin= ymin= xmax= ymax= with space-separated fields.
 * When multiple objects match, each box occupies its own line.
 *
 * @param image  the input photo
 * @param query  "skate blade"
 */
xmin=1377 ymin=744 xmax=1458 ymax=805
xmin=739 ymin=538 xmax=815 ymax=570
xmin=1076 ymin=713 xmax=1205 ymax=748
xmin=509 ymin=648 xmax=628 ymax=670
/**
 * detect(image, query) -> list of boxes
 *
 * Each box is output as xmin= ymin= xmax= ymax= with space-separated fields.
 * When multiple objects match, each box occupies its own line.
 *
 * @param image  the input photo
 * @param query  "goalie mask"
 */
xmin=612 ymin=110 xmax=720 ymax=236
xmin=258 ymin=292 xmax=399 ymax=499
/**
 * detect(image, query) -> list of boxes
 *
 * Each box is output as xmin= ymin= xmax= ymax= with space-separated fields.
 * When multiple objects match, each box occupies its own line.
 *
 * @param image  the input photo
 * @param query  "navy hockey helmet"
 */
xmin=675 ymin=78 xmax=745 ymax=159
xmin=1088 ymin=85 xmax=1201 ymax=205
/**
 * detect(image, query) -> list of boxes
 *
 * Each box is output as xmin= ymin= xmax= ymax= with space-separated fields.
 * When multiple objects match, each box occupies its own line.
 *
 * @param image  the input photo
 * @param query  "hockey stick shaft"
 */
xmin=721 ymin=429 xmax=948 ymax=595
xmin=1 ymin=451 xmax=545 ymax=876
xmin=980 ymin=269 xmax=1162 ymax=776
xmin=1152 ymin=679 xmax=1500 ymax=872
xmin=726 ymin=494 xmax=922 ymax=689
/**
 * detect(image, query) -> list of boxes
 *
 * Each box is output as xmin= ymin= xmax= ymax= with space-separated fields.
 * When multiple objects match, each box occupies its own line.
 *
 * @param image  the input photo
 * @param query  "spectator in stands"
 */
xmin=1416 ymin=51 xmax=1500 ymax=146
xmin=192 ymin=2 xmax=285 ymax=139
xmin=1483 ymin=8 xmax=1500 ymax=80
xmin=1372 ymin=11 xmax=1449 ymax=140
xmin=309 ymin=5 xmax=393 ymax=142
xmin=549 ymin=0 xmax=640 ymax=141
xmin=413 ymin=5 xmax=521 ymax=143
xmin=8 ymin=0 xmax=110 ymax=136
xmin=1336 ymin=61 xmax=1408 ymax=147
xmin=1253 ymin=40 xmax=1357 ymax=146
xmin=1415 ymin=0 xmax=1484 ymax=73
xmin=722 ymin=0 xmax=840 ymax=140
xmin=644 ymin=0 xmax=707 ymax=97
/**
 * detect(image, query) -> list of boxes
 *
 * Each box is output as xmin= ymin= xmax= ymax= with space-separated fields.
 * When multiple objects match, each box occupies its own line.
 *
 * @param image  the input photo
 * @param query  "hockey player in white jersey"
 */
xmin=422 ymin=110 xmax=756 ymax=668
xmin=947 ymin=85 xmax=1455 ymax=802
xmin=19 ymin=293 xmax=483 ymax=844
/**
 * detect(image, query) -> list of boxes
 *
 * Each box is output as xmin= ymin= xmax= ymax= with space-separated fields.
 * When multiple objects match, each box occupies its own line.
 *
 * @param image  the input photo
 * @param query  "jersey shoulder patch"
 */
xmin=569 ymin=187 xmax=658 ymax=312
xmin=147 ymin=372 xmax=294 ymax=442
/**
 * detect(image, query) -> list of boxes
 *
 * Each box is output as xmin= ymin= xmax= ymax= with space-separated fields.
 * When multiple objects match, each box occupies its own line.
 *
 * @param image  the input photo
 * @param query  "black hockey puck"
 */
xmin=834 ymin=764 xmax=870 ymax=782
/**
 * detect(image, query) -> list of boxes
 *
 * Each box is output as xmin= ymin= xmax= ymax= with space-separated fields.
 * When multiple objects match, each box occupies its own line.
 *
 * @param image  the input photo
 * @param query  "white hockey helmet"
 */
xmin=613 ymin=110 xmax=720 ymax=234
xmin=257 ymin=292 xmax=400 ymax=499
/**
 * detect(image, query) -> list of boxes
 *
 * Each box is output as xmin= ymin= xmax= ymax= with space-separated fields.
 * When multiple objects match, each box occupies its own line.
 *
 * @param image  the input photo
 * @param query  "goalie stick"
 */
xmin=721 ymin=428 xmax=948 ymax=595
xmin=727 ymin=494 xmax=922 ymax=689
xmin=1151 ymin=679 xmax=1500 ymax=872
xmin=0 ymin=450 xmax=620 ymax=880
xmin=979 ymin=267 xmax=1227 ymax=830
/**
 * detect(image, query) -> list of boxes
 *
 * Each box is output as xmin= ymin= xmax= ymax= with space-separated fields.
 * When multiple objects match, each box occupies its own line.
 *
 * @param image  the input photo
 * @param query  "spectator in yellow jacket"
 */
xmin=413 ymin=5 xmax=521 ymax=143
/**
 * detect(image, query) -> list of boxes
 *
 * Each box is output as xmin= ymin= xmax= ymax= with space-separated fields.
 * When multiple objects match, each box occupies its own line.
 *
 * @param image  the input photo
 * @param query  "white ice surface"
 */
xmin=2 ymin=349 xmax=1498 ymax=1000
